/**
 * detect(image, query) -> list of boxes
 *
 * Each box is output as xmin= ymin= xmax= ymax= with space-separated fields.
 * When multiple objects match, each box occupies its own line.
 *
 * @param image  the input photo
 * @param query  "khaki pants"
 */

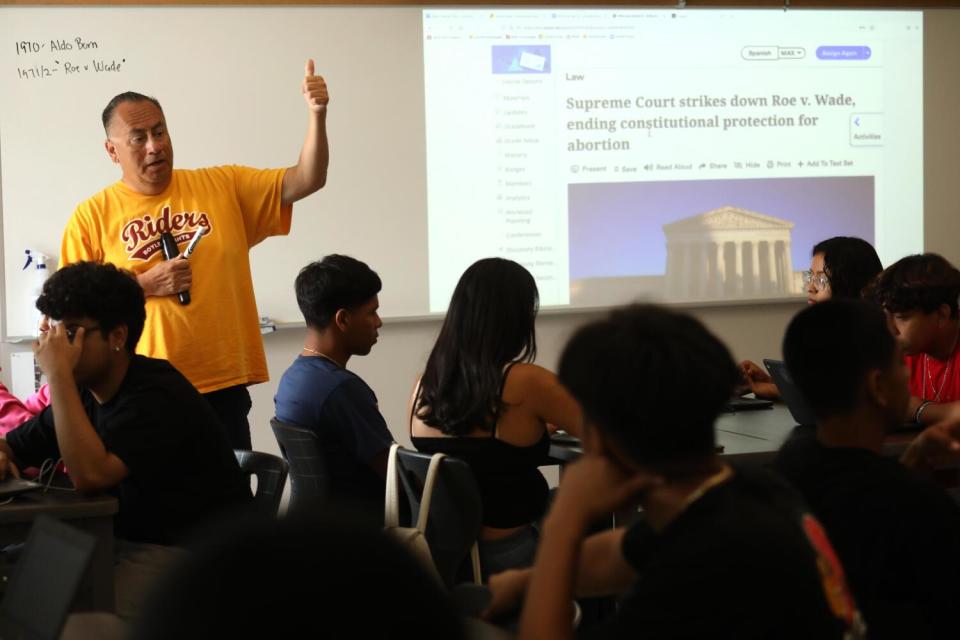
xmin=113 ymin=540 xmax=186 ymax=621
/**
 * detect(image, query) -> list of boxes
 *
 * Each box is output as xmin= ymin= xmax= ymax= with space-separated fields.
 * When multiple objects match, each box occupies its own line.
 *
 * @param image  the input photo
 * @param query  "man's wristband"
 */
xmin=915 ymin=400 xmax=934 ymax=425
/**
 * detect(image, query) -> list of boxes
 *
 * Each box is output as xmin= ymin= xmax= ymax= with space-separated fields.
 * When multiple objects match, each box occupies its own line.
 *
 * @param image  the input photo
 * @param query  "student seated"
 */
xmin=487 ymin=304 xmax=862 ymax=640
xmin=0 ymin=262 xmax=252 ymax=616
xmin=773 ymin=299 xmax=960 ymax=639
xmin=870 ymin=253 xmax=960 ymax=426
xmin=410 ymin=258 xmax=582 ymax=578
xmin=274 ymin=255 xmax=393 ymax=519
xmin=742 ymin=236 xmax=883 ymax=399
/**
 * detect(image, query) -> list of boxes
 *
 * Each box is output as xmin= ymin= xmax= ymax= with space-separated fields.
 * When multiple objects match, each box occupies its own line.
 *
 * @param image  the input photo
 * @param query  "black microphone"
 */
xmin=159 ymin=232 xmax=190 ymax=305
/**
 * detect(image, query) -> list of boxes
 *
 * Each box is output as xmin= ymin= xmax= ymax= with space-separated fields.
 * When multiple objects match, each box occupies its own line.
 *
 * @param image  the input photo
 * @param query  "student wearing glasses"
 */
xmin=740 ymin=237 xmax=883 ymax=399
xmin=0 ymin=262 xmax=251 ymax=617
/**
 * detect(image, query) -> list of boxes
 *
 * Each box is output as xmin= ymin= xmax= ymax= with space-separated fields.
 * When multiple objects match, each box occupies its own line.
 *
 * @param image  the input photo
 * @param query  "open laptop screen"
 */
xmin=0 ymin=515 xmax=95 ymax=640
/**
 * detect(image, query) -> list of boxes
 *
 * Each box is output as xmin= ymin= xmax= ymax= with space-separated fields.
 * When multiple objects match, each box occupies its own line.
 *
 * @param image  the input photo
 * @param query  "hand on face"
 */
xmin=302 ymin=59 xmax=330 ymax=114
xmin=34 ymin=320 xmax=84 ymax=379
xmin=550 ymin=454 xmax=663 ymax=530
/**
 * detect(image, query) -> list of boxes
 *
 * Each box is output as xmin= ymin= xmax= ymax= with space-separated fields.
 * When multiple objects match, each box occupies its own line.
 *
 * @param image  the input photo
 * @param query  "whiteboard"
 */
xmin=0 ymin=6 xmax=428 ymax=338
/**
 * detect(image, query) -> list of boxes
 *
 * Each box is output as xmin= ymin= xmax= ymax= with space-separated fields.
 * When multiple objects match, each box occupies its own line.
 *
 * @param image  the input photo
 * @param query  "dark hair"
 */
xmin=558 ymin=304 xmax=738 ymax=466
xmin=811 ymin=236 xmax=882 ymax=299
xmin=871 ymin=253 xmax=960 ymax=316
xmin=134 ymin=513 xmax=464 ymax=639
xmin=35 ymin=262 xmax=146 ymax=354
xmin=102 ymin=91 xmax=163 ymax=133
xmin=295 ymin=255 xmax=382 ymax=329
xmin=783 ymin=299 xmax=896 ymax=419
xmin=416 ymin=258 xmax=538 ymax=436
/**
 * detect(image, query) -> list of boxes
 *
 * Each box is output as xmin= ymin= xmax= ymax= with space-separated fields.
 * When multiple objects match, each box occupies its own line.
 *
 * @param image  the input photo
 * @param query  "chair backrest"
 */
xmin=270 ymin=418 xmax=328 ymax=515
xmin=234 ymin=449 xmax=289 ymax=517
xmin=393 ymin=448 xmax=483 ymax=588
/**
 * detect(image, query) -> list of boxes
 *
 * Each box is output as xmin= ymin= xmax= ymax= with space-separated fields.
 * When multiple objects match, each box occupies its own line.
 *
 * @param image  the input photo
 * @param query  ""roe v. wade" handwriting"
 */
xmin=11 ymin=36 xmax=125 ymax=81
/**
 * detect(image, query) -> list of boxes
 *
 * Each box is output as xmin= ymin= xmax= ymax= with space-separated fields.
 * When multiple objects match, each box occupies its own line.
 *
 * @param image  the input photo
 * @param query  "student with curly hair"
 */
xmin=871 ymin=253 xmax=960 ymax=426
xmin=0 ymin=262 xmax=251 ymax=616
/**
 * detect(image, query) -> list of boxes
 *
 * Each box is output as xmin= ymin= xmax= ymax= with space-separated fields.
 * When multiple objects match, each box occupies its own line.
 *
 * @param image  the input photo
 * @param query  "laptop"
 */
xmin=723 ymin=395 xmax=774 ymax=413
xmin=0 ymin=515 xmax=96 ymax=640
xmin=550 ymin=429 xmax=580 ymax=445
xmin=763 ymin=359 xmax=818 ymax=426
xmin=764 ymin=358 xmax=924 ymax=434
xmin=0 ymin=477 xmax=42 ymax=500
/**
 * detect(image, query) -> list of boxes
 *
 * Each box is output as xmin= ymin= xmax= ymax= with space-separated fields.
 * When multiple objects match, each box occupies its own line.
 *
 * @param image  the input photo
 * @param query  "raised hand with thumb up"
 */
xmin=302 ymin=58 xmax=329 ymax=113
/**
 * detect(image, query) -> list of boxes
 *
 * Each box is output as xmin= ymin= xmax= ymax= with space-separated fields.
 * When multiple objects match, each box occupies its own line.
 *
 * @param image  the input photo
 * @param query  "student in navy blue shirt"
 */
xmin=274 ymin=255 xmax=393 ymax=518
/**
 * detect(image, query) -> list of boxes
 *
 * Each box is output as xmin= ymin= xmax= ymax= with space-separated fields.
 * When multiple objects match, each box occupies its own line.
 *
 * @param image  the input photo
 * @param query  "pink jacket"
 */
xmin=0 ymin=382 xmax=51 ymax=436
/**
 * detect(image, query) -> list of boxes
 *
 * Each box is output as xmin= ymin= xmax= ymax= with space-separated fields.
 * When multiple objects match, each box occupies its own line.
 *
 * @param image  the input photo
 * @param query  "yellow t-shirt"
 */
xmin=60 ymin=166 xmax=292 ymax=393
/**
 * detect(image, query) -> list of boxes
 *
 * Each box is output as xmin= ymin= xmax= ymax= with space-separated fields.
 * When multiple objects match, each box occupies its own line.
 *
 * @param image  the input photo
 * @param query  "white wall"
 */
xmin=923 ymin=10 xmax=960 ymax=256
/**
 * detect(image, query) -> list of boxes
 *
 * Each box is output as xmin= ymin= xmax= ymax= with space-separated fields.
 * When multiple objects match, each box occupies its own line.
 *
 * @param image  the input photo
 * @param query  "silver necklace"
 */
xmin=923 ymin=355 xmax=952 ymax=402
xmin=922 ymin=327 xmax=960 ymax=402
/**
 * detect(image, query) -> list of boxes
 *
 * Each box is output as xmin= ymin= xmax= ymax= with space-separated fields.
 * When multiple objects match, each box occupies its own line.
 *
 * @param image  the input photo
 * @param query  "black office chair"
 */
xmin=234 ymin=450 xmax=289 ymax=518
xmin=270 ymin=418 xmax=329 ymax=515
xmin=393 ymin=448 xmax=483 ymax=589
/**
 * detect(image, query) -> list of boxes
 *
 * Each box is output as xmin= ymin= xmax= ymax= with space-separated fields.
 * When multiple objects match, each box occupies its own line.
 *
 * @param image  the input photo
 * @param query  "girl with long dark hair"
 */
xmin=410 ymin=258 xmax=582 ymax=577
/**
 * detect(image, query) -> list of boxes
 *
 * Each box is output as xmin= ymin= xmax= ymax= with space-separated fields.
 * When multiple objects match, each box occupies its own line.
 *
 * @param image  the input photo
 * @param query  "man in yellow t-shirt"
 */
xmin=59 ymin=59 xmax=330 ymax=449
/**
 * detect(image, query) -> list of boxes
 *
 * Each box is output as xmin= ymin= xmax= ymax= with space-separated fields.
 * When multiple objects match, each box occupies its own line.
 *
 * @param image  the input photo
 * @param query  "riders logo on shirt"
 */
xmin=120 ymin=205 xmax=212 ymax=261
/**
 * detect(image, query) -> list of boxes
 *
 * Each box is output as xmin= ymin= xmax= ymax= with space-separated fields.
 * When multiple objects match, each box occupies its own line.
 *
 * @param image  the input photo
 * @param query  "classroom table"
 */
xmin=549 ymin=404 xmax=796 ymax=465
xmin=549 ymin=403 xmax=921 ymax=466
xmin=715 ymin=403 xmax=798 ymax=465
xmin=0 ymin=487 xmax=118 ymax=611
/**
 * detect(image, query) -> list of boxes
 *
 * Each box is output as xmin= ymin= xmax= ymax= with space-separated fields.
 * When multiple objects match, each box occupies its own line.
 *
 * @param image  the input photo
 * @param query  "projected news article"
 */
xmin=423 ymin=9 xmax=922 ymax=311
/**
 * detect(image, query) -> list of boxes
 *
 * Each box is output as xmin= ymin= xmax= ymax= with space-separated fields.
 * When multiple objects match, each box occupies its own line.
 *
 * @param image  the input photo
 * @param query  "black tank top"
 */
xmin=411 ymin=363 xmax=551 ymax=529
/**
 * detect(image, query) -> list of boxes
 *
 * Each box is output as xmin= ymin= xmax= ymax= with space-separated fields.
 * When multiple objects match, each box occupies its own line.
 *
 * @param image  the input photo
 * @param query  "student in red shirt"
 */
xmin=871 ymin=253 xmax=960 ymax=426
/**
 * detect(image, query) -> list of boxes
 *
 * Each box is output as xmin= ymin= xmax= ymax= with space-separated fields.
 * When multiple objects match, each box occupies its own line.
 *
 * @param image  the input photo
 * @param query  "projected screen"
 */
xmin=423 ymin=9 xmax=923 ymax=311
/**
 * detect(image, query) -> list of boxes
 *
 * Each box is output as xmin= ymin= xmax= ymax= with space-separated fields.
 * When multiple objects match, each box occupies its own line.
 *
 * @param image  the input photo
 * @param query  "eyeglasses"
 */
xmin=802 ymin=270 xmax=830 ymax=292
xmin=41 ymin=320 xmax=101 ymax=343
xmin=65 ymin=324 xmax=100 ymax=342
